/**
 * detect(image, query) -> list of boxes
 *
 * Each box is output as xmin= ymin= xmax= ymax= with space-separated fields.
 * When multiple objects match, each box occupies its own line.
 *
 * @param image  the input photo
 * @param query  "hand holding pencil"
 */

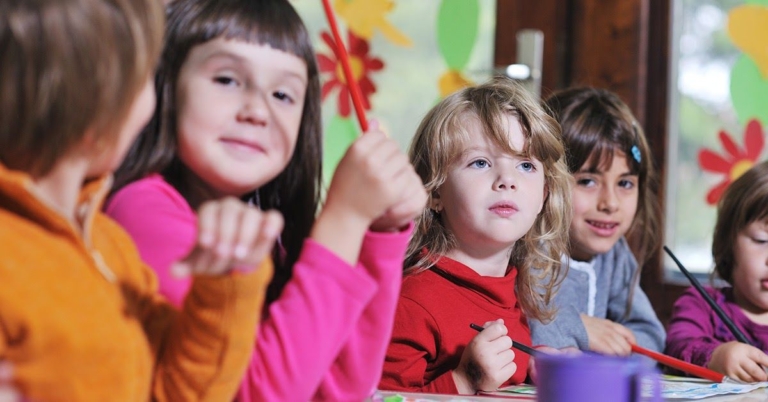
xmin=454 ymin=319 xmax=517 ymax=394
xmin=707 ymin=341 xmax=768 ymax=383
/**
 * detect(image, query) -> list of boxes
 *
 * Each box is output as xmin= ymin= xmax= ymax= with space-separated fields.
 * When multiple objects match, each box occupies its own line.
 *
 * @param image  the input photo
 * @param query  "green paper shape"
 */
xmin=746 ymin=0 xmax=768 ymax=6
xmin=322 ymin=115 xmax=359 ymax=185
xmin=437 ymin=0 xmax=479 ymax=70
xmin=730 ymin=55 xmax=768 ymax=125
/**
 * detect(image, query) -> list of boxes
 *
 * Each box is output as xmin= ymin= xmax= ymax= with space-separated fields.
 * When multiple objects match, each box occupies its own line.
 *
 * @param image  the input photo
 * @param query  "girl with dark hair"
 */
xmin=667 ymin=160 xmax=768 ymax=383
xmin=529 ymin=87 xmax=665 ymax=355
xmin=106 ymin=0 xmax=426 ymax=400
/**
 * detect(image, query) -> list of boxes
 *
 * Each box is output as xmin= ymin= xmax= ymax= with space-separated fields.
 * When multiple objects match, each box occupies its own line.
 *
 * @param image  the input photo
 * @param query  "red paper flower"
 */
xmin=698 ymin=119 xmax=765 ymax=205
xmin=317 ymin=29 xmax=384 ymax=117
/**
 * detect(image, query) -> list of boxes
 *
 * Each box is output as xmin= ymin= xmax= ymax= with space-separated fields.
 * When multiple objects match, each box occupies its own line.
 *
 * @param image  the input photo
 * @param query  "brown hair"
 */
xmin=713 ymin=160 xmax=768 ymax=284
xmin=0 ymin=0 xmax=164 ymax=177
xmin=406 ymin=77 xmax=572 ymax=321
xmin=545 ymin=87 xmax=660 ymax=266
xmin=112 ymin=0 xmax=322 ymax=303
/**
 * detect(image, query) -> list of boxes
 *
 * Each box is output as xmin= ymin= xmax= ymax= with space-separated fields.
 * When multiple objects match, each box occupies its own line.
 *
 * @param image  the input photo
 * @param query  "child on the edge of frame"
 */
xmin=529 ymin=87 xmax=665 ymax=356
xmin=0 ymin=0 xmax=276 ymax=401
xmin=666 ymin=160 xmax=768 ymax=383
xmin=105 ymin=0 xmax=427 ymax=400
xmin=379 ymin=77 xmax=573 ymax=395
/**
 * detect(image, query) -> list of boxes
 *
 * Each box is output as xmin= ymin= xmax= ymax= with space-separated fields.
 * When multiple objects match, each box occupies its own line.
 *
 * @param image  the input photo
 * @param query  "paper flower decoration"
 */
xmin=317 ymin=30 xmax=384 ymax=118
xmin=698 ymin=119 xmax=765 ymax=205
xmin=332 ymin=0 xmax=412 ymax=47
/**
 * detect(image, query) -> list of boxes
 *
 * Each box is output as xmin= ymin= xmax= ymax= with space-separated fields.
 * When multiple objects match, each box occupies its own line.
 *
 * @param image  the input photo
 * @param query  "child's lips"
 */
xmin=586 ymin=220 xmax=620 ymax=236
xmin=220 ymin=137 xmax=266 ymax=155
xmin=489 ymin=202 xmax=519 ymax=217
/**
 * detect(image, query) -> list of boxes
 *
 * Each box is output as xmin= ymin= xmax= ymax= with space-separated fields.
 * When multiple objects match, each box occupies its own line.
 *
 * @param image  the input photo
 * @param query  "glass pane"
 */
xmin=666 ymin=0 xmax=767 ymax=280
xmin=291 ymin=0 xmax=497 ymax=184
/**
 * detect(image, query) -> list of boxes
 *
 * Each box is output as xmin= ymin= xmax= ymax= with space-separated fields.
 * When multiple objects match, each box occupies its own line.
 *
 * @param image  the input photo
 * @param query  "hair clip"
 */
xmin=631 ymin=145 xmax=641 ymax=163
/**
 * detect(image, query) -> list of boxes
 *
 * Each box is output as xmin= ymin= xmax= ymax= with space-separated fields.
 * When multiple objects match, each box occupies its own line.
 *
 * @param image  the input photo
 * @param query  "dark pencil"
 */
xmin=663 ymin=245 xmax=753 ymax=346
xmin=469 ymin=323 xmax=539 ymax=356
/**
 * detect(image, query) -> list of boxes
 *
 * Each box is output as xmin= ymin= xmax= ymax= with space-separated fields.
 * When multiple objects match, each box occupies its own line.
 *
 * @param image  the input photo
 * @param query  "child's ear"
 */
xmin=430 ymin=190 xmax=443 ymax=213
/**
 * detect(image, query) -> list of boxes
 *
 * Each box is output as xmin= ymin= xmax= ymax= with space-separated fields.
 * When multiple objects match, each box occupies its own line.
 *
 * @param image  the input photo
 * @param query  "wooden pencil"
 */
xmin=320 ymin=0 xmax=369 ymax=132
xmin=631 ymin=344 xmax=726 ymax=383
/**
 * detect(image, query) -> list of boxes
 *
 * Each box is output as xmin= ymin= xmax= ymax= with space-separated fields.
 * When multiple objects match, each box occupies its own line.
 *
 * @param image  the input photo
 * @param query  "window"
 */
xmin=665 ymin=0 xmax=767 ymax=280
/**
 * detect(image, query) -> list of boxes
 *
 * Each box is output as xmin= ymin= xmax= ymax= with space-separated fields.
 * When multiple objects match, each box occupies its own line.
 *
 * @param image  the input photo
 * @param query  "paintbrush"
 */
xmin=664 ymin=245 xmax=753 ymax=346
xmin=320 ymin=0 xmax=369 ymax=132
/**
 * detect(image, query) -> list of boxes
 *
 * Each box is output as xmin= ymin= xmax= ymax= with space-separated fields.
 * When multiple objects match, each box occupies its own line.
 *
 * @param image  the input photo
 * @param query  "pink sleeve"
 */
xmin=314 ymin=223 xmax=413 ymax=401
xmin=236 ymin=238 xmax=378 ymax=402
xmin=104 ymin=177 xmax=195 ymax=307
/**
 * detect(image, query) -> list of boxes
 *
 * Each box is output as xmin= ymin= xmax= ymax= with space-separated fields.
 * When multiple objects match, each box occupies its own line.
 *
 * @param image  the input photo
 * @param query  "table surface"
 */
xmin=374 ymin=388 xmax=768 ymax=401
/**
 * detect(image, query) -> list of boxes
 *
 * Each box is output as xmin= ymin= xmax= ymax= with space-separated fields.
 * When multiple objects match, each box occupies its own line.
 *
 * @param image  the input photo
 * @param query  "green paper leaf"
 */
xmin=731 ymin=55 xmax=768 ymax=125
xmin=437 ymin=0 xmax=479 ymax=70
xmin=322 ymin=115 xmax=358 ymax=185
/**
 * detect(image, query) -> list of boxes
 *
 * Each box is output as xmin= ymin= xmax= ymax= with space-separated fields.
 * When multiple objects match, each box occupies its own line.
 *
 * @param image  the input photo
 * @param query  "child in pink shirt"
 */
xmin=106 ymin=0 xmax=427 ymax=400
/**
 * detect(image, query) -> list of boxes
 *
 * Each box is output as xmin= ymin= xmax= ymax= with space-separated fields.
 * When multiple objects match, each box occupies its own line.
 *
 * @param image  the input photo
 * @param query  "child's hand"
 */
xmin=368 ymin=131 xmax=426 ymax=232
xmin=452 ymin=319 xmax=517 ymax=394
xmin=172 ymin=197 xmax=283 ymax=277
xmin=324 ymin=122 xmax=417 ymax=231
xmin=708 ymin=341 xmax=768 ymax=383
xmin=581 ymin=314 xmax=636 ymax=356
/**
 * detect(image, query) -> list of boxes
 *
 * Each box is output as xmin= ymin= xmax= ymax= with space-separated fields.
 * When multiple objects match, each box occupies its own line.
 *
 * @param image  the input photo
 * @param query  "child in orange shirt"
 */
xmin=0 ymin=0 xmax=274 ymax=401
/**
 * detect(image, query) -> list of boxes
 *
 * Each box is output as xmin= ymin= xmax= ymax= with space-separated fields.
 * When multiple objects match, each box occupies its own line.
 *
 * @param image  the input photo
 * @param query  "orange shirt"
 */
xmin=0 ymin=165 xmax=272 ymax=402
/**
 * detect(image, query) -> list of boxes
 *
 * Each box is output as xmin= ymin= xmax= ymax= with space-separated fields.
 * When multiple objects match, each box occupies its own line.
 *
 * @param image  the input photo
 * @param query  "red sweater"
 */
xmin=380 ymin=256 xmax=531 ymax=394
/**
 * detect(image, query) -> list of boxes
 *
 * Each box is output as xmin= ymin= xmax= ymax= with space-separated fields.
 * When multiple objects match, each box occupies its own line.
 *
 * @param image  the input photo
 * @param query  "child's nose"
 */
xmin=494 ymin=172 xmax=517 ymax=190
xmin=236 ymin=91 xmax=269 ymax=125
xmin=597 ymin=186 xmax=619 ymax=212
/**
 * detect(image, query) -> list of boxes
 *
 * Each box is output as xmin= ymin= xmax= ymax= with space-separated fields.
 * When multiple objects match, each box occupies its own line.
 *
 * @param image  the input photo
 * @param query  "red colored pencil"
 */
xmin=631 ymin=344 xmax=726 ymax=383
xmin=320 ymin=0 xmax=369 ymax=132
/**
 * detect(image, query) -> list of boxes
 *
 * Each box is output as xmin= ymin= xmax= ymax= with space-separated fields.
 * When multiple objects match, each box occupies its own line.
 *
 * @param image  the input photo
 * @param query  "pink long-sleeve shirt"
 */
xmin=105 ymin=174 xmax=411 ymax=401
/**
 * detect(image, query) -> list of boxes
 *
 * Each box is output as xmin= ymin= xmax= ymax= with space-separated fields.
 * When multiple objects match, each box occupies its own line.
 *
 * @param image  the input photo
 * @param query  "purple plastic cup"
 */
xmin=535 ymin=353 xmax=661 ymax=402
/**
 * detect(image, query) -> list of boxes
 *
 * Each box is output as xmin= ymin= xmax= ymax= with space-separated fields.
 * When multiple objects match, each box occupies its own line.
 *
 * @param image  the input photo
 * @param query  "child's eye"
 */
xmin=273 ymin=90 xmax=294 ymax=104
xmin=576 ymin=177 xmax=596 ymax=187
xmin=214 ymin=76 xmax=238 ymax=86
xmin=618 ymin=179 xmax=636 ymax=189
xmin=519 ymin=161 xmax=536 ymax=172
xmin=469 ymin=159 xmax=489 ymax=169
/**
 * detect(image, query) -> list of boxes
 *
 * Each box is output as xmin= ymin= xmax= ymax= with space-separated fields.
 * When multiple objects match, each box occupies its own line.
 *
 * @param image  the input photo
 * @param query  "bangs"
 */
xmin=447 ymin=111 xmax=531 ymax=167
xmin=168 ymin=0 xmax=312 ymax=62
xmin=562 ymin=106 xmax=641 ymax=175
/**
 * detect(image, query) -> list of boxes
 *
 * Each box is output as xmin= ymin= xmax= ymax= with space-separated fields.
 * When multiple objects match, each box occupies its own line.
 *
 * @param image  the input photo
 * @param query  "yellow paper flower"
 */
xmin=334 ymin=0 xmax=412 ymax=47
xmin=438 ymin=70 xmax=473 ymax=98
